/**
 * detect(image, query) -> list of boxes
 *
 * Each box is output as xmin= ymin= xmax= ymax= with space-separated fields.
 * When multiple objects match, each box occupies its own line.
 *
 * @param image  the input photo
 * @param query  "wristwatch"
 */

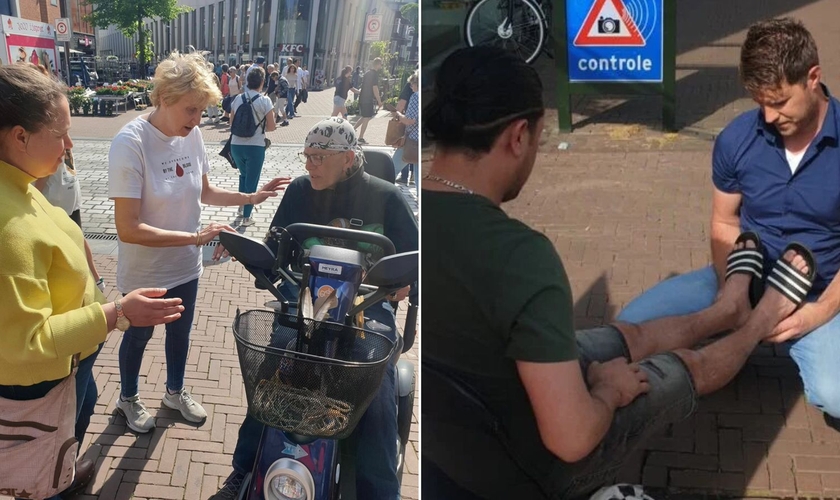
xmin=114 ymin=299 xmax=131 ymax=332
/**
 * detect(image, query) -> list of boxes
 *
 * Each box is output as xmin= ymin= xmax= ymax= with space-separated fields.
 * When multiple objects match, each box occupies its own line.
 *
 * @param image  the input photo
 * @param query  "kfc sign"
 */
xmin=277 ymin=44 xmax=305 ymax=54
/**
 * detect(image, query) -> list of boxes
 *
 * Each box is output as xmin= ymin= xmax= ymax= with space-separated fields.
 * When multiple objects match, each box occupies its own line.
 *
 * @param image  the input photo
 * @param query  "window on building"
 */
xmin=183 ymin=13 xmax=189 ymax=50
xmin=208 ymin=5 xmax=214 ymax=54
xmin=218 ymin=1 xmax=226 ymax=53
xmin=241 ymin=0 xmax=250 ymax=53
xmin=230 ymin=0 xmax=238 ymax=53
xmin=254 ymin=0 xmax=270 ymax=53
xmin=275 ymin=0 xmax=311 ymax=47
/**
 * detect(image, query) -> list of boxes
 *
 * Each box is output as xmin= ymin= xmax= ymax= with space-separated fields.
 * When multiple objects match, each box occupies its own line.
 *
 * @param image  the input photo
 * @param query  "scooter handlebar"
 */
xmin=284 ymin=223 xmax=396 ymax=256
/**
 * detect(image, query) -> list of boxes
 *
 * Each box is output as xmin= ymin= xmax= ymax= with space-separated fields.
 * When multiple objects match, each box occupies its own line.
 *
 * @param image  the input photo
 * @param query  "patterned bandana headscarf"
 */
xmin=304 ymin=117 xmax=365 ymax=174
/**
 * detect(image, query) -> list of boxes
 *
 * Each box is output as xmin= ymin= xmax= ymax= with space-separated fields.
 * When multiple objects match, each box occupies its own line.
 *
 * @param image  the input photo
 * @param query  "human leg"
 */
xmin=357 ymin=117 xmax=372 ymax=141
xmin=616 ymin=266 xmax=718 ymax=324
xmin=160 ymin=279 xmax=206 ymax=423
xmin=231 ymin=145 xmax=249 ymax=195
xmin=75 ymin=343 xmax=103 ymax=444
xmin=560 ymin=350 xmax=697 ymax=498
xmin=673 ymin=246 xmax=813 ymax=396
xmin=351 ymin=300 xmax=400 ymax=498
xmin=286 ymin=89 xmax=296 ymax=117
xmin=355 ymin=361 xmax=400 ymax=499
xmin=392 ymin=147 xmax=407 ymax=180
xmin=610 ymin=237 xmax=761 ymax=360
xmin=161 ymin=279 xmax=198 ymax=394
xmin=788 ymin=313 xmax=840 ymax=418
xmin=232 ymin=146 xmax=265 ymax=218
xmin=563 ymin=248 xmax=812 ymax=497
xmin=616 ymin=263 xmax=753 ymax=361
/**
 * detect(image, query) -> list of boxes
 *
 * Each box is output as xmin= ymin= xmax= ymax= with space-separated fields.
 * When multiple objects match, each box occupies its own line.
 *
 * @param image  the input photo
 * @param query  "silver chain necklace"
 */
xmin=423 ymin=174 xmax=474 ymax=195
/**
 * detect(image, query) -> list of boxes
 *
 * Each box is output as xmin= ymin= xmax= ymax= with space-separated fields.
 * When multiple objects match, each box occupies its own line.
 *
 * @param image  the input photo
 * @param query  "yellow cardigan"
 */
xmin=0 ymin=160 xmax=107 ymax=386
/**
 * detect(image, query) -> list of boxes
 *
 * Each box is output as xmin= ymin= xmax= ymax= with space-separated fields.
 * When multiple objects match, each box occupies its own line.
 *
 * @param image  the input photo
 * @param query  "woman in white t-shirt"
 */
xmin=108 ymin=52 xmax=290 ymax=434
xmin=227 ymin=66 xmax=242 ymax=96
xmin=284 ymin=64 xmax=298 ymax=118
xmin=34 ymin=148 xmax=104 ymax=291
xmin=230 ymin=66 xmax=277 ymax=226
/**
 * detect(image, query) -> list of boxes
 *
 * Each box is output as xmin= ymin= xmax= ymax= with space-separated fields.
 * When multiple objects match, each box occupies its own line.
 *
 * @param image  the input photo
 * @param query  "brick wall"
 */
xmin=18 ymin=0 xmax=60 ymax=24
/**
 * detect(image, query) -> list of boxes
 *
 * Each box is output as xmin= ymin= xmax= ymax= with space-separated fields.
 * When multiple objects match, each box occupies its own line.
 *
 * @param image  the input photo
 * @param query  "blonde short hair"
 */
xmin=408 ymin=71 xmax=418 ymax=85
xmin=150 ymin=52 xmax=222 ymax=108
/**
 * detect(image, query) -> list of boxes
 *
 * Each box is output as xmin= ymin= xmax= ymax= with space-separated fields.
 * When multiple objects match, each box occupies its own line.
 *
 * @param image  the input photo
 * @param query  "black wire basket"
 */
xmin=232 ymin=310 xmax=396 ymax=439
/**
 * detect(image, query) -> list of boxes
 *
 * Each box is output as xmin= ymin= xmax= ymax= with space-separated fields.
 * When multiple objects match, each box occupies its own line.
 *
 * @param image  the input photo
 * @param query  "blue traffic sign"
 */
xmin=567 ymin=0 xmax=664 ymax=82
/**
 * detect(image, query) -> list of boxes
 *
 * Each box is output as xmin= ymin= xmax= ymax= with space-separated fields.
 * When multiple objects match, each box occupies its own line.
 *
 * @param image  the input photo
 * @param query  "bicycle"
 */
xmin=464 ymin=0 xmax=553 ymax=64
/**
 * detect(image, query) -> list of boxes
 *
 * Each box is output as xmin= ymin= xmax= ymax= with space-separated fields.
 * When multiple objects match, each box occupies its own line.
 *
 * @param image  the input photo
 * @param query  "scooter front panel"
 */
xmin=248 ymin=427 xmax=339 ymax=500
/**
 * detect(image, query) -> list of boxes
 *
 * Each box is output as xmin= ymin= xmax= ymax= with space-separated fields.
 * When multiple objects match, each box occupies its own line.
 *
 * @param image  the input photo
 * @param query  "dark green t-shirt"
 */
xmin=423 ymin=190 xmax=578 ymax=497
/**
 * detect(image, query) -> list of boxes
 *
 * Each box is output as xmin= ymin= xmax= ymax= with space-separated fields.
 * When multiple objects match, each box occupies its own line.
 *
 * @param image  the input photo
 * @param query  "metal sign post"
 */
xmin=56 ymin=16 xmax=71 ymax=84
xmin=555 ymin=0 xmax=676 ymax=132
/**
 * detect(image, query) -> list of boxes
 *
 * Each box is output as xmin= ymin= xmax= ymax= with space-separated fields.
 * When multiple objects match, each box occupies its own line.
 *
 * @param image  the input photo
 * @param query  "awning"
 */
xmin=57 ymin=47 xmax=85 ymax=54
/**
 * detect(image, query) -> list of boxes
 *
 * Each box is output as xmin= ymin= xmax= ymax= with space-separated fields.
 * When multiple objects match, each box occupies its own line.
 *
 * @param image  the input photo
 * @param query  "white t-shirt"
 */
xmin=230 ymin=90 xmax=273 ymax=147
xmin=108 ymin=116 xmax=210 ymax=293
xmin=786 ymin=148 xmax=806 ymax=175
xmin=228 ymin=74 xmax=242 ymax=95
xmin=299 ymin=69 xmax=309 ymax=89
xmin=41 ymin=162 xmax=82 ymax=215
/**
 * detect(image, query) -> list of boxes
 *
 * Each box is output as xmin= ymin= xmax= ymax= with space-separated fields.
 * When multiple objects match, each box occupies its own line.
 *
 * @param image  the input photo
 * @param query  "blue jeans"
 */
xmin=231 ymin=145 xmax=266 ymax=218
xmin=119 ymin=279 xmax=199 ymax=398
xmin=232 ymin=284 xmax=401 ymax=499
xmin=286 ymin=89 xmax=296 ymax=117
xmin=0 ymin=343 xmax=102 ymax=500
xmin=617 ymin=265 xmax=840 ymax=417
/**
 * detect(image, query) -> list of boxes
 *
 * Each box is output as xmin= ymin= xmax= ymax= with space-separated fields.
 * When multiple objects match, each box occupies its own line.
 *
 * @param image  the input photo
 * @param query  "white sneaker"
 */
xmin=116 ymin=394 xmax=156 ymax=433
xmin=239 ymin=217 xmax=256 ymax=227
xmin=162 ymin=388 xmax=207 ymax=423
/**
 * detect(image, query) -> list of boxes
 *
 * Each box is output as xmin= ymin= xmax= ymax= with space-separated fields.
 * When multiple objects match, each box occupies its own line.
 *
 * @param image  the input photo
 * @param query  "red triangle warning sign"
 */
xmin=574 ymin=0 xmax=645 ymax=47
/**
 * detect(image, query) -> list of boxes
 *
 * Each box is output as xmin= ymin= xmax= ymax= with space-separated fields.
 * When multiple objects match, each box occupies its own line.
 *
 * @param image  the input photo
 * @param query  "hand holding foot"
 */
xmin=757 ymin=243 xmax=817 ymax=341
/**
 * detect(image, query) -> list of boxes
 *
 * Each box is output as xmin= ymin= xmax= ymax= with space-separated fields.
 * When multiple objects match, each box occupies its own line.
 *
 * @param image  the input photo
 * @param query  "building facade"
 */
xmin=98 ymin=0 xmax=417 ymax=83
xmin=3 ymin=0 xmax=96 ymax=55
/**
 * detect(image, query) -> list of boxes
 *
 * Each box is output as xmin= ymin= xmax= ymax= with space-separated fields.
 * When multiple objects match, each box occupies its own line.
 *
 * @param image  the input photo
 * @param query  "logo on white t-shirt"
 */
xmin=160 ymin=156 xmax=194 ymax=180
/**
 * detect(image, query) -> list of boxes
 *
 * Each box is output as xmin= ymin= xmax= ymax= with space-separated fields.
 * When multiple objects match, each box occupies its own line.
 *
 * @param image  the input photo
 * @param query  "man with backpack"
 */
xmin=229 ymin=67 xmax=276 ymax=226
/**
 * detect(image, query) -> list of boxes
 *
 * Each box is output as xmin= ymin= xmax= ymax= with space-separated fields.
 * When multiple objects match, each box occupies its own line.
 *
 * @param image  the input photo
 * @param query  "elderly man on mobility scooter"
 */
xmin=211 ymin=117 xmax=418 ymax=500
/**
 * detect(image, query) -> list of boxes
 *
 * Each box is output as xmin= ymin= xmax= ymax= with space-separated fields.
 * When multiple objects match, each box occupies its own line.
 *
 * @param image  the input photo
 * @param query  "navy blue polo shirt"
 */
xmin=712 ymin=86 xmax=840 ymax=295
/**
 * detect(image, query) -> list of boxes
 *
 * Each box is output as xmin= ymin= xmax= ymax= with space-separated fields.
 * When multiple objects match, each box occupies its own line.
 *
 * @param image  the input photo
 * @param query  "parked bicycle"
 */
xmin=464 ymin=0 xmax=553 ymax=64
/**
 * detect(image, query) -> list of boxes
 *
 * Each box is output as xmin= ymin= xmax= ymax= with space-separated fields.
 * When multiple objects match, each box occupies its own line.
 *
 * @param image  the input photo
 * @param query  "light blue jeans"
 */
xmin=617 ymin=265 xmax=840 ymax=417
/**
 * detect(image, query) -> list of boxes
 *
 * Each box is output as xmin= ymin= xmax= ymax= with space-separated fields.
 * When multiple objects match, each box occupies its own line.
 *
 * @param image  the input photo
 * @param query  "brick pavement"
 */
xmin=421 ymin=1 xmax=840 ymax=498
xmin=2 ymin=86 xmax=417 ymax=498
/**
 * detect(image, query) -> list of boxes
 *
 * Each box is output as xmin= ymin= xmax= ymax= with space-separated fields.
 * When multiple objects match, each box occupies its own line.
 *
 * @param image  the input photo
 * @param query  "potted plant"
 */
xmin=81 ymin=98 xmax=93 ymax=116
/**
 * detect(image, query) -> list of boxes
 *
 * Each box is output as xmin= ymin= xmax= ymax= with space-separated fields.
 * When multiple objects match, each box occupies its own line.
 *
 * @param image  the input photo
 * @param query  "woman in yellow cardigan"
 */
xmin=0 ymin=64 xmax=185 ymax=499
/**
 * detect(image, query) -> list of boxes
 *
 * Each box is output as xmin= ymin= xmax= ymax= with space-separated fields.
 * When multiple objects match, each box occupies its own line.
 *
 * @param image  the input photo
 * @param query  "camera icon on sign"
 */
xmin=597 ymin=16 xmax=621 ymax=34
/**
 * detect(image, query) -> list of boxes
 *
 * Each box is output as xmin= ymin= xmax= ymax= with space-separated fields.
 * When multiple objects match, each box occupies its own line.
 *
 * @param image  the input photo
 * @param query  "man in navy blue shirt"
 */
xmin=619 ymin=18 xmax=840 ymax=426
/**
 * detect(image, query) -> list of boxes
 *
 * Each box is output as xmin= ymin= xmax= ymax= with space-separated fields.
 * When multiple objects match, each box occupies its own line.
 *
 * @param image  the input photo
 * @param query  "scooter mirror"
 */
xmin=218 ymin=232 xmax=276 ymax=270
xmin=364 ymin=251 xmax=418 ymax=290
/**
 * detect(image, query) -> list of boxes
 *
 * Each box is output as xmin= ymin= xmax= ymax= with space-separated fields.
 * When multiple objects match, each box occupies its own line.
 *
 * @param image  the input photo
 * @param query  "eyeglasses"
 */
xmin=298 ymin=151 xmax=344 ymax=166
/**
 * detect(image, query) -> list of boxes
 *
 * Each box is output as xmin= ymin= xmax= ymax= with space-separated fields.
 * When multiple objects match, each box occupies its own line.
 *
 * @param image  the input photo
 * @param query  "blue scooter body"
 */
xmin=221 ymin=224 xmax=417 ymax=500
xmin=248 ymin=430 xmax=339 ymax=500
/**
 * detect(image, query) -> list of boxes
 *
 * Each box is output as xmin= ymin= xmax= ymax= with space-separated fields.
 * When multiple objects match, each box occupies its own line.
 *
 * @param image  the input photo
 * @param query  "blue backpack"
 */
xmin=231 ymin=93 xmax=266 ymax=138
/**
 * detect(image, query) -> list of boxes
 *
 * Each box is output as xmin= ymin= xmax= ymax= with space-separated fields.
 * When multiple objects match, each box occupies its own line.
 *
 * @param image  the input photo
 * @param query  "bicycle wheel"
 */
xmin=465 ymin=0 xmax=546 ymax=64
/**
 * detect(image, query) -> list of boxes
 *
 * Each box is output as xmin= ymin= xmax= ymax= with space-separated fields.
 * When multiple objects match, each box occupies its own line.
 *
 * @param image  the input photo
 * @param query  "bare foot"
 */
xmin=753 ymin=248 xmax=810 ymax=336
xmin=716 ymin=238 xmax=756 ymax=329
